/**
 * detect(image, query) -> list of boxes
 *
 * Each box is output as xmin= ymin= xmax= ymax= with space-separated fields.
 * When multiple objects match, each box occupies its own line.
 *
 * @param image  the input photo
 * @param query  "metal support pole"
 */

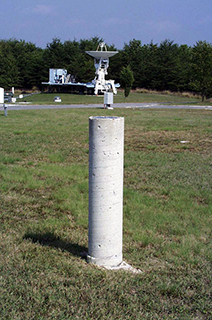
xmin=88 ymin=116 xmax=124 ymax=267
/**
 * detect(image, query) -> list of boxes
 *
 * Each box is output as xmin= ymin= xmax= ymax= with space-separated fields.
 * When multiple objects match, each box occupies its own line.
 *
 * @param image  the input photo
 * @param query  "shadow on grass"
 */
xmin=23 ymin=232 xmax=88 ymax=259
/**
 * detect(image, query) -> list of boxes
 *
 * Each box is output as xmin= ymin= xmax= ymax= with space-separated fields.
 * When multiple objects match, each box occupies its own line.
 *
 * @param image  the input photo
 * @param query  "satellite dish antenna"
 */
xmin=86 ymin=42 xmax=118 ymax=59
xmin=86 ymin=42 xmax=119 ymax=95
xmin=86 ymin=51 xmax=118 ymax=59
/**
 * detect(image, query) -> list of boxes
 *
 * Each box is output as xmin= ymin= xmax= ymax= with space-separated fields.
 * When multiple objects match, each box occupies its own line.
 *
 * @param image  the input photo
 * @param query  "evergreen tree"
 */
xmin=177 ymin=44 xmax=192 ymax=92
xmin=152 ymin=40 xmax=181 ymax=91
xmin=138 ymin=41 xmax=159 ymax=89
xmin=122 ymin=39 xmax=143 ymax=88
xmin=0 ymin=40 xmax=20 ymax=88
xmin=190 ymin=41 xmax=212 ymax=101
xmin=120 ymin=65 xmax=134 ymax=97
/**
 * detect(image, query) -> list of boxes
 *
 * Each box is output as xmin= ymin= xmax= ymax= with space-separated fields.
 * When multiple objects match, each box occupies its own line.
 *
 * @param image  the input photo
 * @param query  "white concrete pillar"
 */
xmin=88 ymin=116 xmax=124 ymax=267
xmin=4 ymin=106 xmax=7 ymax=117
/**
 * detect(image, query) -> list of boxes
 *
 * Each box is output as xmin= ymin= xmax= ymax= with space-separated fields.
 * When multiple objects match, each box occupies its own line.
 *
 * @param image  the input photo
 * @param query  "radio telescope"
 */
xmin=86 ymin=42 xmax=119 ymax=95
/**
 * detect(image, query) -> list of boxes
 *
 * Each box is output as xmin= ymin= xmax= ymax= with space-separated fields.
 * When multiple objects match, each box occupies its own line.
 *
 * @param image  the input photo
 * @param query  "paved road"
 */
xmin=3 ymin=102 xmax=212 ymax=110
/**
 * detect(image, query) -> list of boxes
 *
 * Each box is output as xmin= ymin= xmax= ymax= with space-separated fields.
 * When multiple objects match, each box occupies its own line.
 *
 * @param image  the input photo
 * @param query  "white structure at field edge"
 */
xmin=86 ymin=42 xmax=119 ymax=95
xmin=0 ymin=87 xmax=4 ymax=104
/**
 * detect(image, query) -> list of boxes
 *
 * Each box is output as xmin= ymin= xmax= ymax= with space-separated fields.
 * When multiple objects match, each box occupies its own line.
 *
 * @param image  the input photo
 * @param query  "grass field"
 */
xmin=15 ymin=90 xmax=212 ymax=106
xmin=0 ymin=107 xmax=211 ymax=319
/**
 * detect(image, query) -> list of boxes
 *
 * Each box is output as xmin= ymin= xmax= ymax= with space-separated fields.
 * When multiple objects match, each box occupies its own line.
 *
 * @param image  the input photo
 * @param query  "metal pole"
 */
xmin=88 ymin=116 xmax=124 ymax=267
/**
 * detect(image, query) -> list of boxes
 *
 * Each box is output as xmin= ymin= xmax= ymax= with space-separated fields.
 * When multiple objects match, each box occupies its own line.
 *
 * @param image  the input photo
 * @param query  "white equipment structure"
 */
xmin=86 ymin=42 xmax=119 ymax=95
xmin=49 ymin=69 xmax=68 ymax=84
xmin=0 ymin=87 xmax=4 ymax=104
xmin=104 ymin=92 xmax=113 ymax=109
xmin=0 ymin=87 xmax=7 ymax=116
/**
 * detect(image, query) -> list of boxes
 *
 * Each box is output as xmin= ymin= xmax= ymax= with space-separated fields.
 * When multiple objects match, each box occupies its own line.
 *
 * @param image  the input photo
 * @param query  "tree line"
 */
xmin=0 ymin=36 xmax=212 ymax=101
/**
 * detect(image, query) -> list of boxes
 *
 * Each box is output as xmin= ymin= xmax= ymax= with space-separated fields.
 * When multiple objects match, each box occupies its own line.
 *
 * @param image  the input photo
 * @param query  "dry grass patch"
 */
xmin=125 ymin=128 xmax=212 ymax=154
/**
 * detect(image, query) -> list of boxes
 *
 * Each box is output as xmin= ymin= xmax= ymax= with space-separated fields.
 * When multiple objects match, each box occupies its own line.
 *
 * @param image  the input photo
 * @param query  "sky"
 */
xmin=0 ymin=0 xmax=212 ymax=49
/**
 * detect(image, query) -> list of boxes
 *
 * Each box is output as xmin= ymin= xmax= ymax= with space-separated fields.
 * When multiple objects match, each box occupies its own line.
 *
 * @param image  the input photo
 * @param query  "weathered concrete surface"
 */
xmin=88 ymin=116 xmax=124 ymax=267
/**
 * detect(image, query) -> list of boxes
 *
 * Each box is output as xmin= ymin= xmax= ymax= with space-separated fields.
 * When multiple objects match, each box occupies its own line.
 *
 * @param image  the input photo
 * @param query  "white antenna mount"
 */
xmin=86 ymin=42 xmax=119 ymax=95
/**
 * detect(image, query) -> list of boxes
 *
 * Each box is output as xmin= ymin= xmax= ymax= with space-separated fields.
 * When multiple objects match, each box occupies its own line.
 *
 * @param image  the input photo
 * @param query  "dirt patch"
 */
xmin=125 ymin=129 xmax=212 ymax=154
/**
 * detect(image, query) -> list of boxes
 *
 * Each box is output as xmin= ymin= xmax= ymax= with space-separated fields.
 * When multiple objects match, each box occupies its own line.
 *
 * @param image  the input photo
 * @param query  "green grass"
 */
xmin=0 ymin=108 xmax=212 ymax=319
xmin=15 ymin=90 xmax=210 ymax=105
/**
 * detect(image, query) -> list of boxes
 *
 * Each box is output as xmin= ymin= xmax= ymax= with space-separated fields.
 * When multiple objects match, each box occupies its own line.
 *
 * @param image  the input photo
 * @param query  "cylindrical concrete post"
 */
xmin=4 ymin=105 xmax=7 ymax=117
xmin=88 ymin=116 xmax=124 ymax=267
